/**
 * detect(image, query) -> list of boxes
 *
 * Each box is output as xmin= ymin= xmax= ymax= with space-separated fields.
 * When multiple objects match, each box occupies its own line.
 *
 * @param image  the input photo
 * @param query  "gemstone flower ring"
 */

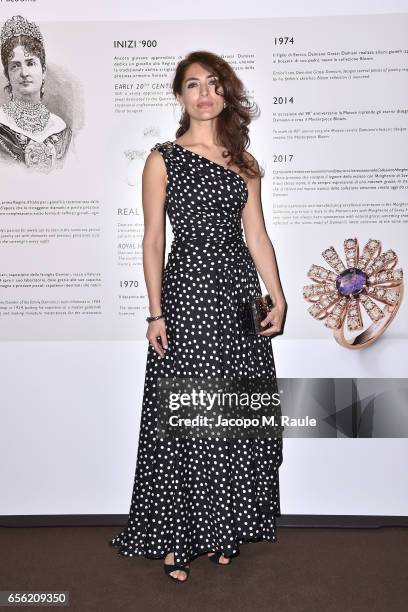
xmin=303 ymin=238 xmax=404 ymax=349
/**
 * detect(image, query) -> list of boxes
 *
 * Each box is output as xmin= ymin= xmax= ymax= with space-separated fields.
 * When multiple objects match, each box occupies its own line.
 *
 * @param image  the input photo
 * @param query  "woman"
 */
xmin=110 ymin=50 xmax=287 ymax=583
xmin=0 ymin=15 xmax=71 ymax=172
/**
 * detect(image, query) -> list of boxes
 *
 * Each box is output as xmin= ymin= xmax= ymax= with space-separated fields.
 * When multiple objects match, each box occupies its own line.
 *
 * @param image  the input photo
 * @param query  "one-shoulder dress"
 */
xmin=110 ymin=140 xmax=283 ymax=566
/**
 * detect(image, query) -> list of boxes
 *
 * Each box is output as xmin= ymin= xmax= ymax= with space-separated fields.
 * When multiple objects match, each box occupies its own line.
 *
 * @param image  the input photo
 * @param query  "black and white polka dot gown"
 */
xmin=110 ymin=140 xmax=283 ymax=566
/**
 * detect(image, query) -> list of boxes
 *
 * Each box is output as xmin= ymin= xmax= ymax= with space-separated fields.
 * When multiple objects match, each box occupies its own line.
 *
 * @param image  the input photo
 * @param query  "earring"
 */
xmin=40 ymin=80 xmax=45 ymax=98
xmin=8 ymin=85 xmax=13 ymax=101
xmin=223 ymin=100 xmax=227 ymax=109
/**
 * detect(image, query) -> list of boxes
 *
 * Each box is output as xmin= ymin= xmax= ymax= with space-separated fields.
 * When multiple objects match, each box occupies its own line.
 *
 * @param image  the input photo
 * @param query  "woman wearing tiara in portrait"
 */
xmin=0 ymin=15 xmax=72 ymax=173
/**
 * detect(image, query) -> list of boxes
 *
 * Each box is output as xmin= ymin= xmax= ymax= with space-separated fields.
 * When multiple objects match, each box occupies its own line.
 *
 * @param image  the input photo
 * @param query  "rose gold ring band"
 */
xmin=333 ymin=282 xmax=404 ymax=349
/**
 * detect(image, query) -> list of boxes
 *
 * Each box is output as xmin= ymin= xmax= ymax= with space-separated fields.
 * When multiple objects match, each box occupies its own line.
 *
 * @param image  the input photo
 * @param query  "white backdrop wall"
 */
xmin=1 ymin=0 xmax=407 ymax=516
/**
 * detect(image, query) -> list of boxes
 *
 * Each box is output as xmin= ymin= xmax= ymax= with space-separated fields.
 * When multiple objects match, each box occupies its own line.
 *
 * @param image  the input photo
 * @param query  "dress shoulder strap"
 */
xmin=150 ymin=140 xmax=174 ymax=158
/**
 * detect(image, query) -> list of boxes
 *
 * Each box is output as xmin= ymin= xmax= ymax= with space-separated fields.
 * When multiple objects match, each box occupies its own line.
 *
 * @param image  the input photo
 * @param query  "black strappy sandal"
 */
xmin=163 ymin=561 xmax=190 ymax=583
xmin=208 ymin=552 xmax=232 ymax=565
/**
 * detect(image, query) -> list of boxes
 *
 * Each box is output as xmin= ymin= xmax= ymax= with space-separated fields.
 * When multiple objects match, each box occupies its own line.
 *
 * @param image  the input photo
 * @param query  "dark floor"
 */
xmin=1 ymin=526 xmax=407 ymax=612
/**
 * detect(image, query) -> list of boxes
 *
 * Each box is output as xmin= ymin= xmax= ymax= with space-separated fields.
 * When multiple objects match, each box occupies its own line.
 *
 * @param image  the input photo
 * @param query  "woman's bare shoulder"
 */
xmin=143 ymin=144 xmax=167 ymax=182
xmin=145 ymin=142 xmax=166 ymax=164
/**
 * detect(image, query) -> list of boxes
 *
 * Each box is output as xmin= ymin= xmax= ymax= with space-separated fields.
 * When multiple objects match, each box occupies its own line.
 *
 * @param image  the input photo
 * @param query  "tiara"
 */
xmin=1 ymin=15 xmax=44 ymax=47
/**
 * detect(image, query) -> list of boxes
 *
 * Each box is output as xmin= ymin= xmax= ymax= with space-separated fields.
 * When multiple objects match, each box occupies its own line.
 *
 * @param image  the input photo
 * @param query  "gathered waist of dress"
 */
xmin=171 ymin=228 xmax=246 ymax=250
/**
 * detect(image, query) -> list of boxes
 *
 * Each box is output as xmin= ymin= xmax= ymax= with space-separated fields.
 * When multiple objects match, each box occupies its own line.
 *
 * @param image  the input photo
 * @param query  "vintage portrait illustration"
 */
xmin=0 ymin=15 xmax=72 ymax=173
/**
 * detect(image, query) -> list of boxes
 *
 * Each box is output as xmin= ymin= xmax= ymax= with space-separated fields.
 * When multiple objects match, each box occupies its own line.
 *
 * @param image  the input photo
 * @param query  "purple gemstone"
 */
xmin=336 ymin=268 xmax=367 ymax=296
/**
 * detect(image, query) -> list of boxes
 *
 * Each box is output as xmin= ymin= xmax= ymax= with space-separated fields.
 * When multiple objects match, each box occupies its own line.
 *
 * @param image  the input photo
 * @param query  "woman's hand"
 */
xmin=258 ymin=299 xmax=286 ymax=337
xmin=146 ymin=318 xmax=168 ymax=358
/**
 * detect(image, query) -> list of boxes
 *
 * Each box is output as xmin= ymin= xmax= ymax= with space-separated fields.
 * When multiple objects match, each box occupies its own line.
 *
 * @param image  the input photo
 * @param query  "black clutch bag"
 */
xmin=239 ymin=294 xmax=274 ymax=335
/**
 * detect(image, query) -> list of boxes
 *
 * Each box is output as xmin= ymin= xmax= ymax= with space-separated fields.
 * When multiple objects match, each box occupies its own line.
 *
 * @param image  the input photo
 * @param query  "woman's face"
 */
xmin=178 ymin=62 xmax=224 ymax=120
xmin=7 ymin=44 xmax=45 ymax=100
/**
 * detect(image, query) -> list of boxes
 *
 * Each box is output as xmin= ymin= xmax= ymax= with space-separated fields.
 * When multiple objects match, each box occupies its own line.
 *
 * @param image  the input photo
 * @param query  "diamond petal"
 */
xmin=344 ymin=238 xmax=359 ymax=269
xmin=321 ymin=247 xmax=346 ymax=274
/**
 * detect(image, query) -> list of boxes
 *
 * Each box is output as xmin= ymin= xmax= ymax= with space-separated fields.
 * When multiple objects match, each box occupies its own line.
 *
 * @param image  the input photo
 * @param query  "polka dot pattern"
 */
xmin=110 ymin=141 xmax=283 ymax=566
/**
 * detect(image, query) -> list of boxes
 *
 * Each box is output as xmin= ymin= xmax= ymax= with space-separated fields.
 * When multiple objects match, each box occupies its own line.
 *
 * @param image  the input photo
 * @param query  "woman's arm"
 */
xmin=241 ymin=153 xmax=287 ymax=335
xmin=141 ymin=149 xmax=168 ymax=356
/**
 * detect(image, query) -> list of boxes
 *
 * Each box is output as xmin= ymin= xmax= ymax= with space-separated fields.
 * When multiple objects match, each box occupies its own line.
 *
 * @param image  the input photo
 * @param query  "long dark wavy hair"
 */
xmin=1 ymin=35 xmax=46 ymax=100
xmin=172 ymin=50 xmax=264 ymax=179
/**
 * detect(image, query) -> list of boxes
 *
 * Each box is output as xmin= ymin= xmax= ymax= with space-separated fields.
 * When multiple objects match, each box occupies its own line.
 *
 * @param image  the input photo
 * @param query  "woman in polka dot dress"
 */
xmin=110 ymin=51 xmax=287 ymax=583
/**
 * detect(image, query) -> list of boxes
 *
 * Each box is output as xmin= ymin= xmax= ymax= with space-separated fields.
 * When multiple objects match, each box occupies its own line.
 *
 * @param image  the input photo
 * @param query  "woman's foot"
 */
xmin=208 ymin=551 xmax=232 ymax=564
xmin=164 ymin=552 xmax=190 ymax=581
